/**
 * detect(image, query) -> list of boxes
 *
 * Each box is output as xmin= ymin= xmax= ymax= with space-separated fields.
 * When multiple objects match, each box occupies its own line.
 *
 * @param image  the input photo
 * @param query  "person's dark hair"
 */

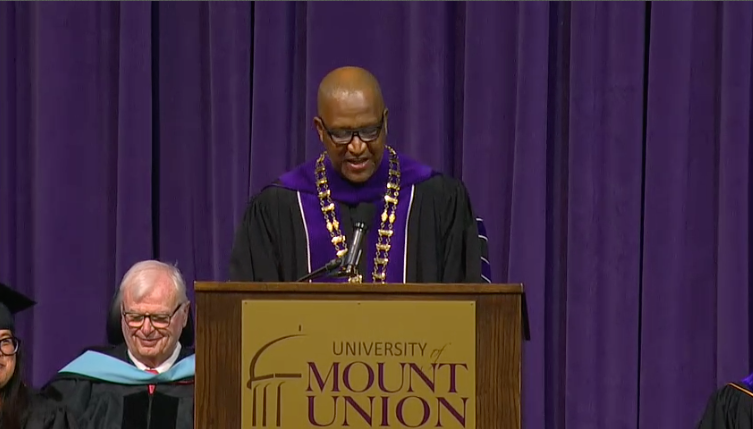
xmin=0 ymin=344 xmax=29 ymax=429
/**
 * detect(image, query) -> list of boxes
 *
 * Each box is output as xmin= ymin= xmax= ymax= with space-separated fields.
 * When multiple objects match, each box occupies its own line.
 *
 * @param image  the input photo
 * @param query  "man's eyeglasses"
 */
xmin=319 ymin=116 xmax=384 ymax=145
xmin=0 ymin=337 xmax=19 ymax=356
xmin=122 ymin=302 xmax=186 ymax=329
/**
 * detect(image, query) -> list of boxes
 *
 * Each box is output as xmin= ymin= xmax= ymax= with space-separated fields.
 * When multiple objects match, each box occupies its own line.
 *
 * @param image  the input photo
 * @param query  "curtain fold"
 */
xmin=564 ymin=3 xmax=646 ymax=427
xmin=715 ymin=1 xmax=752 ymax=385
xmin=115 ymin=2 xmax=153 ymax=280
xmin=640 ymin=2 xmax=752 ymax=427
xmin=0 ymin=2 xmax=750 ymax=428
xmin=27 ymin=1 xmax=122 ymax=384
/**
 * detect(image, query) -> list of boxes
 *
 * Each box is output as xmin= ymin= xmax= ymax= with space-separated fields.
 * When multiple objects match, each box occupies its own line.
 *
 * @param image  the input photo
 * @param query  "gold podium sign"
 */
xmin=241 ymin=300 xmax=476 ymax=429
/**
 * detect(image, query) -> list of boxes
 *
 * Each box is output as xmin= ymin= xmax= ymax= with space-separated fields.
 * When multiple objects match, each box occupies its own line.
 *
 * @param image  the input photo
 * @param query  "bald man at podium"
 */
xmin=229 ymin=66 xmax=489 ymax=285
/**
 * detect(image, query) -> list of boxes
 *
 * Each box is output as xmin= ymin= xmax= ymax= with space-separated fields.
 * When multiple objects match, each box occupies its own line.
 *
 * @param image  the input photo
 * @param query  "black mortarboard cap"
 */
xmin=0 ymin=283 xmax=36 ymax=332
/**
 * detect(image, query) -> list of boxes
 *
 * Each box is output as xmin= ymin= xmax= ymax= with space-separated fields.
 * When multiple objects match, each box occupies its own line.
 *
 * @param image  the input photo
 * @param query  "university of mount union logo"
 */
xmin=245 ymin=331 xmax=472 ymax=428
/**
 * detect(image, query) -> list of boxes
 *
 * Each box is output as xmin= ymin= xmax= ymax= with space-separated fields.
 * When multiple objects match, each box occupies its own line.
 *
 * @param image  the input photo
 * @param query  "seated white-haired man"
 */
xmin=43 ymin=260 xmax=195 ymax=429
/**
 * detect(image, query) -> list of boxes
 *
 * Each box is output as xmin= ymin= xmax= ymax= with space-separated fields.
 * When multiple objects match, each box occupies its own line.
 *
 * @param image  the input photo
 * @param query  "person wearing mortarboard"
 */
xmin=42 ymin=260 xmax=194 ymax=429
xmin=0 ymin=282 xmax=78 ymax=429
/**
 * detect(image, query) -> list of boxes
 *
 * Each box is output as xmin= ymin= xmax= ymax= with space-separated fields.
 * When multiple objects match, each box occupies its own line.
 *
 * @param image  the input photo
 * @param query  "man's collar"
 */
xmin=128 ymin=342 xmax=182 ymax=373
xmin=273 ymin=148 xmax=438 ymax=205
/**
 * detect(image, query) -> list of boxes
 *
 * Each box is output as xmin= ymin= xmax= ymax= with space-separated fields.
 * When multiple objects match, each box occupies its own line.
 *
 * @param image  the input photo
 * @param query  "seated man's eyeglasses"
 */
xmin=0 ymin=337 xmax=19 ymax=356
xmin=122 ymin=302 xmax=185 ymax=329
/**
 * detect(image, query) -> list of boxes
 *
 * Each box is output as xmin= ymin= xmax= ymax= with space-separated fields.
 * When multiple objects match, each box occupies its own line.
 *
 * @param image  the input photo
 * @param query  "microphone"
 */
xmin=340 ymin=202 xmax=375 ymax=277
xmin=296 ymin=202 xmax=375 ymax=283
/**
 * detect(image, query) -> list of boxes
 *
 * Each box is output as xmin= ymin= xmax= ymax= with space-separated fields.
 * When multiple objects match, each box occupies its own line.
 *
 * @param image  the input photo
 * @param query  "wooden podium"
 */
xmin=194 ymin=282 xmax=528 ymax=429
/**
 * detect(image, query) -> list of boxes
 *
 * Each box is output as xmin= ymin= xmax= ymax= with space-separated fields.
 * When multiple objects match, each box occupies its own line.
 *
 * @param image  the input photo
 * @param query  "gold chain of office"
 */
xmin=315 ymin=146 xmax=401 ymax=283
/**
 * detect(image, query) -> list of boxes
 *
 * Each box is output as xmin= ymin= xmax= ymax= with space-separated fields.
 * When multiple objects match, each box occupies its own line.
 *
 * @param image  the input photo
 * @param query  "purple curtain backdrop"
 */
xmin=0 ymin=1 xmax=751 ymax=428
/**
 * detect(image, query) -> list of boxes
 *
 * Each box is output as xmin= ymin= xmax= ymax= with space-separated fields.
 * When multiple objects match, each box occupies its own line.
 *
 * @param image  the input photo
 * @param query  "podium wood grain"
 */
xmin=194 ymin=282 xmax=524 ymax=429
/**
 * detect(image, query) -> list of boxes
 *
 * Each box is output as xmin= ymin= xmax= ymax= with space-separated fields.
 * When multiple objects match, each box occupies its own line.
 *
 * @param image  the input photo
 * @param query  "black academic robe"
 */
xmin=229 ymin=151 xmax=488 ymax=283
xmin=42 ymin=344 xmax=194 ymax=429
xmin=20 ymin=388 xmax=78 ymax=429
xmin=698 ymin=382 xmax=753 ymax=428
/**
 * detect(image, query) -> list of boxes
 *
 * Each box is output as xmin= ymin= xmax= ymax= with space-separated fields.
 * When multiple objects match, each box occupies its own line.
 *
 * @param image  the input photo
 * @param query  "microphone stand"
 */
xmin=295 ymin=254 xmax=364 ymax=283
xmin=296 ymin=256 xmax=345 ymax=283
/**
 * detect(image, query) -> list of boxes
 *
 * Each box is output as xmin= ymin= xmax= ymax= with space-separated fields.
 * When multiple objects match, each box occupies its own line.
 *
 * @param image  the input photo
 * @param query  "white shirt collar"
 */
xmin=128 ymin=342 xmax=182 ymax=373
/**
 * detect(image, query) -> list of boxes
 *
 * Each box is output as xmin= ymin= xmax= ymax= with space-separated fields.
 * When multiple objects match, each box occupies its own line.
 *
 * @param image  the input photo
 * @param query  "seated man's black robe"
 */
xmin=230 ymin=149 xmax=490 ymax=283
xmin=42 ymin=344 xmax=194 ymax=429
xmin=698 ymin=374 xmax=753 ymax=428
